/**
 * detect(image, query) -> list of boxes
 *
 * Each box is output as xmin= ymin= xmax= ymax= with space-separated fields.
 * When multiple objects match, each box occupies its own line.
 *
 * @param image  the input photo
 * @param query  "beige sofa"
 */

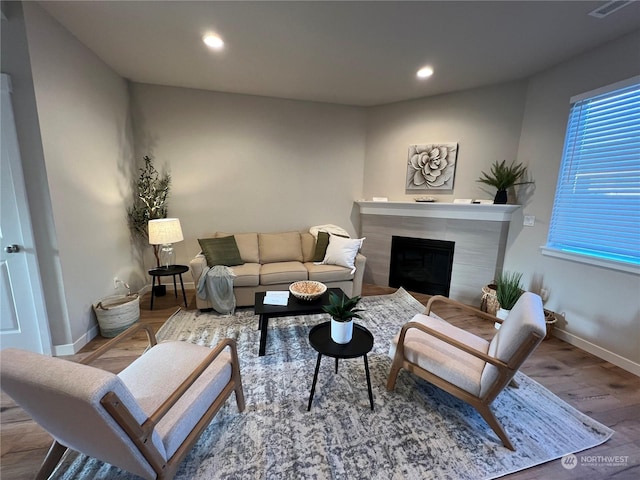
xmin=190 ymin=231 xmax=366 ymax=309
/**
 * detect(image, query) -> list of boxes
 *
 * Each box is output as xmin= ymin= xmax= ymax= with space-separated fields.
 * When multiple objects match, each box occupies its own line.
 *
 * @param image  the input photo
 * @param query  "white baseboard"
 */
xmin=53 ymin=324 xmax=99 ymax=356
xmin=53 ymin=282 xmax=196 ymax=356
xmin=553 ymin=328 xmax=640 ymax=377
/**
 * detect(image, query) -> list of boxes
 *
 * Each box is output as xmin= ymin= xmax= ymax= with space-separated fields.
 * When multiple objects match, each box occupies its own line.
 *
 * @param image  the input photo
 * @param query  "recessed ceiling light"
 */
xmin=203 ymin=33 xmax=224 ymax=50
xmin=417 ymin=66 xmax=434 ymax=79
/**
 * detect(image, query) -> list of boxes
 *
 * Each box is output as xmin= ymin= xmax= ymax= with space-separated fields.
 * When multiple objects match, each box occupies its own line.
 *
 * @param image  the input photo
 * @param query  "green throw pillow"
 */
xmin=312 ymin=231 xmax=331 ymax=262
xmin=198 ymin=236 xmax=244 ymax=267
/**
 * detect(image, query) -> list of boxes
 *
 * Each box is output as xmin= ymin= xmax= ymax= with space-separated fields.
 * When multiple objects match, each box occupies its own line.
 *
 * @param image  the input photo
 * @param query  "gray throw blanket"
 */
xmin=197 ymin=265 xmax=236 ymax=315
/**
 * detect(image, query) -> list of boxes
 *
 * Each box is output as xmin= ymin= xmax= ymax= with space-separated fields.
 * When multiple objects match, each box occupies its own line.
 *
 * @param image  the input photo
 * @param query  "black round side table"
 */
xmin=148 ymin=265 xmax=189 ymax=310
xmin=307 ymin=321 xmax=375 ymax=411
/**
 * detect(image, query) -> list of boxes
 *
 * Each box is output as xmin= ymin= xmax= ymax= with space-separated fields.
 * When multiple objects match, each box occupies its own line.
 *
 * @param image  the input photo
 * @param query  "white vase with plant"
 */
xmin=495 ymin=271 xmax=524 ymax=328
xmin=322 ymin=292 xmax=364 ymax=344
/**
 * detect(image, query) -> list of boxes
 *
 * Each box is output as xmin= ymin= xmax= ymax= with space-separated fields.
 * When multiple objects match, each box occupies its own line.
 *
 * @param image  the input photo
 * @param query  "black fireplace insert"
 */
xmin=388 ymin=236 xmax=455 ymax=296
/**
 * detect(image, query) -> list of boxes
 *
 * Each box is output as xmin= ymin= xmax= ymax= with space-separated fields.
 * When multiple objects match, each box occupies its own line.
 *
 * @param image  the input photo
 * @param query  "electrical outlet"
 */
xmin=523 ymin=215 xmax=535 ymax=227
xmin=540 ymin=288 xmax=549 ymax=302
xmin=114 ymin=277 xmax=120 ymax=289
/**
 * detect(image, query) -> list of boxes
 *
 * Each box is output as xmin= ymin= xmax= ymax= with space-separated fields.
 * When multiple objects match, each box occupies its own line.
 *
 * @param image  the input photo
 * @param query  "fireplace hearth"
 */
xmin=389 ymin=236 xmax=455 ymax=296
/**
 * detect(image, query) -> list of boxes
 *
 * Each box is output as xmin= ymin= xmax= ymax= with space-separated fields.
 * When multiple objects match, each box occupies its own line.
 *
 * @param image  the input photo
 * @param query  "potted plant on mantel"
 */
xmin=477 ymin=160 xmax=533 ymax=204
xmin=322 ymin=292 xmax=364 ymax=344
xmin=495 ymin=271 xmax=524 ymax=328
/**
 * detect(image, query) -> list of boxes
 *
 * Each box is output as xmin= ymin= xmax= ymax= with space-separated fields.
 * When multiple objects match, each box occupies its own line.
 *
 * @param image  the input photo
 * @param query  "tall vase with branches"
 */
xmin=127 ymin=155 xmax=171 ymax=267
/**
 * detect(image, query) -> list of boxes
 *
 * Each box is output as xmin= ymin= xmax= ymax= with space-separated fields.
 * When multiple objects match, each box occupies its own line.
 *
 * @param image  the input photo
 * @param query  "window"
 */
xmin=544 ymin=76 xmax=640 ymax=273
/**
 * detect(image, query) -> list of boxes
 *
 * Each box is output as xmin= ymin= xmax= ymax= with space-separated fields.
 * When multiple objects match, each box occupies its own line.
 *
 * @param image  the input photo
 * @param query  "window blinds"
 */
xmin=547 ymin=78 xmax=640 ymax=267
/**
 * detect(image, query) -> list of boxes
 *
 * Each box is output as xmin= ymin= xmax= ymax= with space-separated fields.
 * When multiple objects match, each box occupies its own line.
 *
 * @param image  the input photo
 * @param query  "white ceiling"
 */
xmin=39 ymin=1 xmax=640 ymax=107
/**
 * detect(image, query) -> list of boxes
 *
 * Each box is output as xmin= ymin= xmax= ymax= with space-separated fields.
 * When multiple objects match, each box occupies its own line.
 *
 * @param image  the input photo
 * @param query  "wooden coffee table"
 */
xmin=254 ymin=288 xmax=346 ymax=356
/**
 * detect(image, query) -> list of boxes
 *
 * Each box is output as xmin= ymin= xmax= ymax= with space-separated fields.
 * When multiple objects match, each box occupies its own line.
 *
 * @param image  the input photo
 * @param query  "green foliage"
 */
xmin=322 ymin=292 xmax=364 ymax=322
xmin=127 ymin=156 xmax=171 ymax=239
xmin=477 ymin=160 xmax=533 ymax=191
xmin=496 ymin=271 xmax=524 ymax=310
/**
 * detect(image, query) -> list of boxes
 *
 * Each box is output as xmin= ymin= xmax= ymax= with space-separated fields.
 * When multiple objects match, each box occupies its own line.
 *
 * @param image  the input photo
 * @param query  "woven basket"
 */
xmin=480 ymin=284 xmax=500 ymax=316
xmin=289 ymin=281 xmax=327 ymax=301
xmin=544 ymin=309 xmax=557 ymax=341
xmin=93 ymin=294 xmax=140 ymax=338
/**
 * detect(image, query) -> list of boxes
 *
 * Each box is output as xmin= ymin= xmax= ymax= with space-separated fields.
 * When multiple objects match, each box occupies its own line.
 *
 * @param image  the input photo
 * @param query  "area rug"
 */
xmin=53 ymin=288 xmax=613 ymax=479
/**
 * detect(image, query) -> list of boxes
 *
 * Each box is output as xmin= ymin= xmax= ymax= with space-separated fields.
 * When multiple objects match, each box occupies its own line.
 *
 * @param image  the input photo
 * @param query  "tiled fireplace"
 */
xmin=357 ymin=201 xmax=519 ymax=305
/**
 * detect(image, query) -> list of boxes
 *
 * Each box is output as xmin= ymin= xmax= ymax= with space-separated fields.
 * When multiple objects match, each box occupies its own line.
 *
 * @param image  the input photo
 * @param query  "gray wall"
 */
xmin=364 ymin=80 xmax=529 ymax=203
xmin=507 ymin=31 xmax=640 ymax=366
xmin=20 ymin=2 xmax=136 ymax=349
xmin=129 ymin=83 xmax=366 ymax=267
xmin=2 ymin=1 xmax=69 ymax=347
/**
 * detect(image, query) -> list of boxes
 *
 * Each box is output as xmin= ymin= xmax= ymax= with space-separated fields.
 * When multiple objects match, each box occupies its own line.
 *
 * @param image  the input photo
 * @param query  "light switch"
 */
xmin=523 ymin=215 xmax=535 ymax=227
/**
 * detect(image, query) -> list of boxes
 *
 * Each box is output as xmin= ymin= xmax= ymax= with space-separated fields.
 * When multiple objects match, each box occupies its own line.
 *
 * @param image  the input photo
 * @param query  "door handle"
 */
xmin=4 ymin=244 xmax=20 ymax=254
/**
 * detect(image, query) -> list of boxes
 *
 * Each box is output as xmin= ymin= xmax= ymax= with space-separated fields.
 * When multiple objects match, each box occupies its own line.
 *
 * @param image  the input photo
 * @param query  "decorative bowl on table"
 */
xmin=289 ymin=281 xmax=327 ymax=302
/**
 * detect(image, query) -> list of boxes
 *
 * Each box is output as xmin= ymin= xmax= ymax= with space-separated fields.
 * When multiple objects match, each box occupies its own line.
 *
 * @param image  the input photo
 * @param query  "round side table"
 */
xmin=148 ymin=265 xmax=189 ymax=310
xmin=307 ymin=321 xmax=374 ymax=411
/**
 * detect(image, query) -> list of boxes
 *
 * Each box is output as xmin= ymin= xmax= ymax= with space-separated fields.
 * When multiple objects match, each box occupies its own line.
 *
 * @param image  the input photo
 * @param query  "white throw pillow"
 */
xmin=321 ymin=235 xmax=365 ymax=273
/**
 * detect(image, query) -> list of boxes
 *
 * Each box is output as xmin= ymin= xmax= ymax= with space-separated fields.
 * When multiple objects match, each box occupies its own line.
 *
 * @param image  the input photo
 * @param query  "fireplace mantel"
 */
xmin=356 ymin=201 xmax=520 ymax=222
xmin=356 ymin=201 xmax=520 ymax=305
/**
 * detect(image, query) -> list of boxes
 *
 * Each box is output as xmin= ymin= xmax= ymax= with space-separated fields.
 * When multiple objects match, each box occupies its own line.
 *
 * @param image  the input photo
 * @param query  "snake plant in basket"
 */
xmin=322 ymin=292 xmax=364 ymax=344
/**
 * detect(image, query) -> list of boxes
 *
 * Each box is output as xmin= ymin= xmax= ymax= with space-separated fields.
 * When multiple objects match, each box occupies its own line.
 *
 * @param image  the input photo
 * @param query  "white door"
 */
xmin=0 ymin=73 xmax=51 ymax=354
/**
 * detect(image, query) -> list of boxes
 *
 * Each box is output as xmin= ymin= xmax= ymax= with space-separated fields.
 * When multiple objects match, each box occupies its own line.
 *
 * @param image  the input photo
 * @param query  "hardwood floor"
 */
xmin=1 ymin=285 xmax=638 ymax=479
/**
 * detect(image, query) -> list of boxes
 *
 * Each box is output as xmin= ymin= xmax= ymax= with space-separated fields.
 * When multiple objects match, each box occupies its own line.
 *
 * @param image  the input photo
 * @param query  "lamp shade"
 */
xmin=148 ymin=218 xmax=183 ymax=245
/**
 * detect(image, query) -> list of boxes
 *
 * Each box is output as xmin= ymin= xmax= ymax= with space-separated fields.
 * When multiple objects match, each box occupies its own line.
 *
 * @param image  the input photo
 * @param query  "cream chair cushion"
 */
xmin=1 ymin=341 xmax=238 ymax=479
xmin=0 ymin=349 xmax=162 ymax=479
xmin=118 ymin=341 xmax=232 ymax=459
xmin=480 ymin=292 xmax=545 ymax=397
xmin=389 ymin=313 xmax=489 ymax=397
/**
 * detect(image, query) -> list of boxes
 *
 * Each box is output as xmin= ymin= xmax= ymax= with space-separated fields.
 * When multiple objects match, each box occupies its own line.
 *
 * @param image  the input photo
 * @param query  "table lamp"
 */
xmin=148 ymin=218 xmax=184 ymax=268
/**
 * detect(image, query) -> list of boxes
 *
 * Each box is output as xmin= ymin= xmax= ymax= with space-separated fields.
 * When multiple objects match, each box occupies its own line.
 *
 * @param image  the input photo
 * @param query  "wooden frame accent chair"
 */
xmin=0 ymin=323 xmax=245 ymax=480
xmin=387 ymin=292 xmax=545 ymax=450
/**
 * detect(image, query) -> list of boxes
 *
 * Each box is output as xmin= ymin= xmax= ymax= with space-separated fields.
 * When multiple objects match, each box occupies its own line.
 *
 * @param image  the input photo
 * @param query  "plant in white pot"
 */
xmin=322 ymin=292 xmax=364 ymax=344
xmin=495 ymin=271 xmax=524 ymax=328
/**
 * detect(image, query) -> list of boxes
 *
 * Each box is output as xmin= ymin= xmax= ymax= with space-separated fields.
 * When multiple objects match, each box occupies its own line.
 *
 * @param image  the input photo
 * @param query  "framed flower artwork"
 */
xmin=406 ymin=143 xmax=458 ymax=191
